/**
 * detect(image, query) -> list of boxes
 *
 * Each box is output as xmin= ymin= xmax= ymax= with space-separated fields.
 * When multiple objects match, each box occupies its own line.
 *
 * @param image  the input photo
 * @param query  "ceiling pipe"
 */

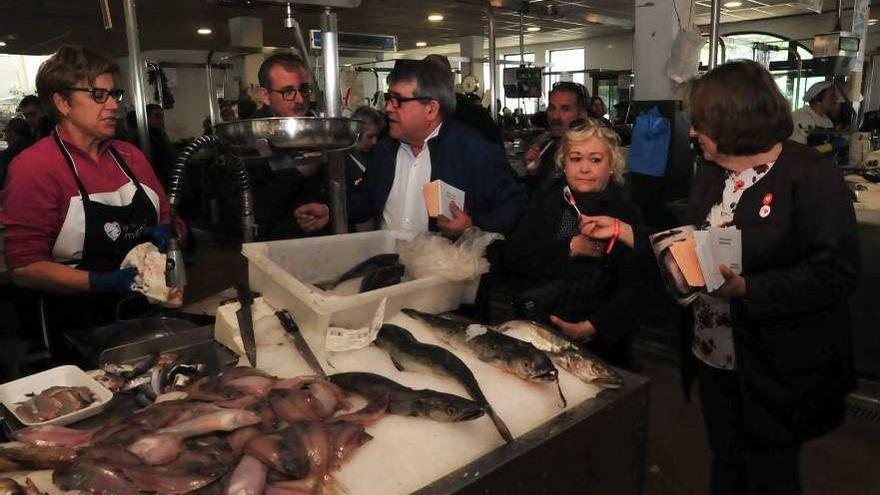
xmin=487 ymin=1 xmax=499 ymax=122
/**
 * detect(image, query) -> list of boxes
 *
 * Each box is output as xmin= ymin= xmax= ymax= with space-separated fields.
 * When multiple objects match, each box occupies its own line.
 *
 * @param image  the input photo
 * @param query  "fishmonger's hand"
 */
xmin=294 ymin=203 xmax=330 ymax=232
xmin=89 ymin=267 xmax=138 ymax=293
xmin=549 ymin=315 xmax=596 ymax=342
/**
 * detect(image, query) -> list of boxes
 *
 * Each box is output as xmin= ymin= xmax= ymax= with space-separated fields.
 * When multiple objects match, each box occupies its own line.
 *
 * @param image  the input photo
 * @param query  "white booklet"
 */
xmin=423 ymin=180 xmax=465 ymax=219
xmin=649 ymin=226 xmax=742 ymax=305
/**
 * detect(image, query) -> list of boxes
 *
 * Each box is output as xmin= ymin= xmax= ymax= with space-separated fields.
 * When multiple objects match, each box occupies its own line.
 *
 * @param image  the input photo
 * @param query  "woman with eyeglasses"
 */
xmin=0 ymin=45 xmax=180 ymax=352
xmin=504 ymin=120 xmax=648 ymax=369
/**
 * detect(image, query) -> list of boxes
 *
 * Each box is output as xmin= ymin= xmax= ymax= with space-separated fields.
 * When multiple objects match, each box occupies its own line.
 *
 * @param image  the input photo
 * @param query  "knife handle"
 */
xmin=275 ymin=310 xmax=299 ymax=334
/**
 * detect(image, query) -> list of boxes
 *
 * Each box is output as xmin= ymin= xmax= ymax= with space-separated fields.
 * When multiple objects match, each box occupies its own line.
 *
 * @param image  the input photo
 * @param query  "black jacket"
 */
xmin=505 ymin=179 xmax=648 ymax=365
xmin=349 ymin=119 xmax=526 ymax=235
xmin=683 ymin=141 xmax=860 ymax=444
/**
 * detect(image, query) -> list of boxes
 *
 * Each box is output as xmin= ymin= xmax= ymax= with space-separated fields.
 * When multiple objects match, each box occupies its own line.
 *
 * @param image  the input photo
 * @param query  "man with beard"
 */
xmin=244 ymin=52 xmax=329 ymax=239
xmin=523 ymin=82 xmax=589 ymax=197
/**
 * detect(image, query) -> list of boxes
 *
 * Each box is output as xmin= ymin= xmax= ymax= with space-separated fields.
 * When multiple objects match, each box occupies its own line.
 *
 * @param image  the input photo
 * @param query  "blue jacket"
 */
xmin=349 ymin=119 xmax=526 ymax=235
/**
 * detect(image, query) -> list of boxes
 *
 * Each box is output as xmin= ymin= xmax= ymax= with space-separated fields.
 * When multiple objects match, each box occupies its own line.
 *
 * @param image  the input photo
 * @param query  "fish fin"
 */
xmin=555 ymin=378 xmax=567 ymax=409
xmin=485 ymin=406 xmax=514 ymax=444
xmin=388 ymin=354 xmax=406 ymax=372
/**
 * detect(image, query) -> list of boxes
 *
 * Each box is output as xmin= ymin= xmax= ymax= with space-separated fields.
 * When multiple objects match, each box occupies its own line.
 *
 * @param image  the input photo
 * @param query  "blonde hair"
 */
xmin=555 ymin=119 xmax=625 ymax=185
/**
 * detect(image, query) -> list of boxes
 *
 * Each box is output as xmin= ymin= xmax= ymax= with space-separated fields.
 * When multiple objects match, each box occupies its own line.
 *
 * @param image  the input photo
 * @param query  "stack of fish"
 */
xmin=94 ymin=353 xmax=207 ymax=406
xmin=0 ymin=366 xmax=486 ymax=495
xmin=314 ymin=254 xmax=406 ymax=294
xmin=15 ymin=387 xmax=96 ymax=423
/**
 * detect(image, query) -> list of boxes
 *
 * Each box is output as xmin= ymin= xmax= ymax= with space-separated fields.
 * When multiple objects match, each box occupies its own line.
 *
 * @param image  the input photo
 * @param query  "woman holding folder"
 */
xmin=582 ymin=60 xmax=860 ymax=494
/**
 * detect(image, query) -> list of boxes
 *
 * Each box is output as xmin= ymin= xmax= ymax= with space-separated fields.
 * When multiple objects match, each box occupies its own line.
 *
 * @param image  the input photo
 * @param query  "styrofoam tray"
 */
xmin=0 ymin=365 xmax=114 ymax=426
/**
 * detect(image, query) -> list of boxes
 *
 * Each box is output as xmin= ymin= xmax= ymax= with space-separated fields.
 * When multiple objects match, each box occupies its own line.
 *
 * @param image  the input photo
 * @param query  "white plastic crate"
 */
xmin=241 ymin=230 xmax=479 ymax=367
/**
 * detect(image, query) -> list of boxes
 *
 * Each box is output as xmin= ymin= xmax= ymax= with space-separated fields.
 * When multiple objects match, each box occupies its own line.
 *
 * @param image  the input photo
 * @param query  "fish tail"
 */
xmin=485 ymin=406 xmax=514 ymax=444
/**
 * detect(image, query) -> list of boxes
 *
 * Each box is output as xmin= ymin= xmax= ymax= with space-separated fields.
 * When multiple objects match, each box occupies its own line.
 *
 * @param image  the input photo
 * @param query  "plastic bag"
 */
xmin=398 ymin=228 xmax=504 ymax=282
xmin=665 ymin=29 xmax=705 ymax=84
xmin=627 ymin=107 xmax=671 ymax=178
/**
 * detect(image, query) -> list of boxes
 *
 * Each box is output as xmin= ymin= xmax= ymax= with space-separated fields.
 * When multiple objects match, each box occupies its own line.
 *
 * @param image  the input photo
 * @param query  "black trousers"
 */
xmin=698 ymin=361 xmax=804 ymax=495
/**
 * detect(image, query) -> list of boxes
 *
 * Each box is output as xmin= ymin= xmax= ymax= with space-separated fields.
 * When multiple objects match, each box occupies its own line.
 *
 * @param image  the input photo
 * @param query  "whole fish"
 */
xmin=13 ymin=425 xmax=96 ymax=448
xmin=226 ymin=454 xmax=268 ymax=495
xmin=495 ymin=319 xmax=623 ymax=388
xmin=329 ymin=372 xmax=485 ymax=422
xmin=0 ymin=477 xmax=24 ymax=495
xmin=0 ymin=442 xmax=78 ymax=470
xmin=495 ymin=320 xmax=580 ymax=354
xmin=157 ymin=408 xmax=261 ymax=438
xmin=315 ymin=253 xmax=400 ymax=290
xmin=359 ymin=263 xmax=405 ymax=293
xmin=551 ymin=349 xmax=624 ymax=389
xmin=375 ymin=324 xmax=514 ymax=443
xmin=53 ymin=458 xmax=139 ymax=495
xmin=402 ymin=309 xmax=560 ymax=383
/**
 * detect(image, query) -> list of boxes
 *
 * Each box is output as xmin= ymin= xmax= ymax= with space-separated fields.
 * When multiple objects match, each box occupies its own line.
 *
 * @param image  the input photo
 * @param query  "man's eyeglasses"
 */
xmin=67 ymin=87 xmax=125 ymax=104
xmin=383 ymin=92 xmax=435 ymax=109
xmin=265 ymin=85 xmax=313 ymax=101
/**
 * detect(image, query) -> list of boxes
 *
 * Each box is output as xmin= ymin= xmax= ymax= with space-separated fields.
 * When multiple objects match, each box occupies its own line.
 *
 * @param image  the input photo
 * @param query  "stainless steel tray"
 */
xmin=214 ymin=117 xmax=363 ymax=153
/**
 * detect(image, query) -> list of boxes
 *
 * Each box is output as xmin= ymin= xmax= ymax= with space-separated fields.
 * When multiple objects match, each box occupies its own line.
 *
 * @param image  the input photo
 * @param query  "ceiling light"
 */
xmin=526 ymin=26 xmax=541 ymax=32
xmin=723 ymin=1 xmax=742 ymax=7
xmin=428 ymin=14 xmax=444 ymax=22
xmin=416 ymin=41 xmax=427 ymax=47
xmin=0 ymin=41 xmax=6 ymax=47
xmin=197 ymin=28 xmax=212 ymax=35
xmin=870 ymin=18 xmax=878 ymax=25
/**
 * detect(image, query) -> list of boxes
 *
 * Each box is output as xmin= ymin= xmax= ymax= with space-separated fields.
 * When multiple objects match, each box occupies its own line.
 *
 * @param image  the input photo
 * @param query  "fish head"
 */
xmin=513 ymin=353 xmax=559 ymax=382
xmin=588 ymin=363 xmax=624 ymax=389
xmin=419 ymin=397 xmax=486 ymax=422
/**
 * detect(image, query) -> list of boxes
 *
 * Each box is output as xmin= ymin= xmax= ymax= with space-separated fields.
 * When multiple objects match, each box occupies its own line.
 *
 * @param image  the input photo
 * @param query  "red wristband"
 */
xmin=605 ymin=218 xmax=620 ymax=254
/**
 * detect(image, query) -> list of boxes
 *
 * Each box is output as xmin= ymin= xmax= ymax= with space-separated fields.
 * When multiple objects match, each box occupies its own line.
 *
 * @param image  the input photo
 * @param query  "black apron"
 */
xmin=43 ymin=132 xmax=159 ymax=358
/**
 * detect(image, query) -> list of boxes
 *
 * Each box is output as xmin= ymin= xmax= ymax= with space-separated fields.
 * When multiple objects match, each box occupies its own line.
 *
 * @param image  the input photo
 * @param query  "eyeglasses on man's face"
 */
xmin=266 ymin=84 xmax=313 ymax=101
xmin=67 ymin=87 xmax=125 ymax=104
xmin=383 ymin=92 xmax=435 ymax=109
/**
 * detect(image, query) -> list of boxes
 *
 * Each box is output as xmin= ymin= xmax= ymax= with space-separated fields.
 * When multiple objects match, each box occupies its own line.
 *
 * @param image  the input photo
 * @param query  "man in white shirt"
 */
xmin=790 ymin=81 xmax=839 ymax=145
xmin=311 ymin=59 xmax=525 ymax=237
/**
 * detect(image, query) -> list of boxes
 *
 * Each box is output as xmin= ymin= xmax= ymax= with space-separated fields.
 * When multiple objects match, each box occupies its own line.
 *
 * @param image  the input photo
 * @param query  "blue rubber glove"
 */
xmin=89 ymin=267 xmax=138 ymax=293
xmin=148 ymin=225 xmax=171 ymax=252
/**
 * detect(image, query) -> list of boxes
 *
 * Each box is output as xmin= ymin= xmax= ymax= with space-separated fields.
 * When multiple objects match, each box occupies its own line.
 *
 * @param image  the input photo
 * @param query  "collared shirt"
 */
xmin=790 ymin=106 xmax=834 ymax=145
xmin=0 ymin=126 xmax=172 ymax=268
xmin=382 ymin=124 xmax=442 ymax=233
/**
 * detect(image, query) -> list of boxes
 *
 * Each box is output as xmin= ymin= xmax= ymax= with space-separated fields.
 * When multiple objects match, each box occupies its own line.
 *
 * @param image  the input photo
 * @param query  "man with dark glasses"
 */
xmin=242 ymin=52 xmax=329 ymax=239
xmin=523 ymin=81 xmax=589 ymax=197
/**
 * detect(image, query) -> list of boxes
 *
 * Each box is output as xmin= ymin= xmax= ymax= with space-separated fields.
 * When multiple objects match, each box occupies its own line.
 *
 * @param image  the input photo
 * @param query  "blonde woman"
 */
xmin=504 ymin=119 xmax=646 ymax=368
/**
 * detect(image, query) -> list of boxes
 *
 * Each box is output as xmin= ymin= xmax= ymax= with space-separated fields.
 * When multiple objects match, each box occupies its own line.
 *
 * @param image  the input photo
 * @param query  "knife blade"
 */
xmin=275 ymin=310 xmax=326 ymax=379
xmin=236 ymin=283 xmax=257 ymax=367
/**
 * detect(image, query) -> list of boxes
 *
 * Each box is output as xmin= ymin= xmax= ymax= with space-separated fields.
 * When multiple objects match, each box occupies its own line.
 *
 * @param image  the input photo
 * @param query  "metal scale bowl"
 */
xmin=214 ymin=116 xmax=363 ymax=154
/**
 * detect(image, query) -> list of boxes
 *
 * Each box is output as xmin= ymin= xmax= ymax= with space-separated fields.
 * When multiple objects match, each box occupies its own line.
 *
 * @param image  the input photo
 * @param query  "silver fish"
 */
xmin=402 ymin=309 xmax=560 ymax=383
xmin=375 ymin=324 xmax=514 ymax=443
xmin=496 ymin=320 xmax=580 ymax=354
xmin=329 ymin=372 xmax=485 ymax=422
xmin=551 ymin=349 xmax=624 ymax=389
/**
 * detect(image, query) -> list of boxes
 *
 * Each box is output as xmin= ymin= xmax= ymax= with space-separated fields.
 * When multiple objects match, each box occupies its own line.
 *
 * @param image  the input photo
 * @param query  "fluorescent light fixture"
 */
xmin=416 ymin=41 xmax=427 ymax=47
xmin=197 ymin=28 xmax=212 ymax=35
xmin=526 ymin=26 xmax=541 ymax=32
xmin=870 ymin=18 xmax=878 ymax=25
xmin=0 ymin=41 xmax=6 ymax=47
xmin=428 ymin=14 xmax=444 ymax=22
xmin=724 ymin=1 xmax=742 ymax=7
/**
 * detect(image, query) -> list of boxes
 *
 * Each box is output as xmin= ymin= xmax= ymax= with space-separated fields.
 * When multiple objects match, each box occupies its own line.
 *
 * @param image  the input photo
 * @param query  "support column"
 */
xmin=459 ymin=36 xmax=486 ymax=86
xmin=633 ymin=0 xmax=691 ymax=100
xmin=229 ymin=17 xmax=264 ymax=99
